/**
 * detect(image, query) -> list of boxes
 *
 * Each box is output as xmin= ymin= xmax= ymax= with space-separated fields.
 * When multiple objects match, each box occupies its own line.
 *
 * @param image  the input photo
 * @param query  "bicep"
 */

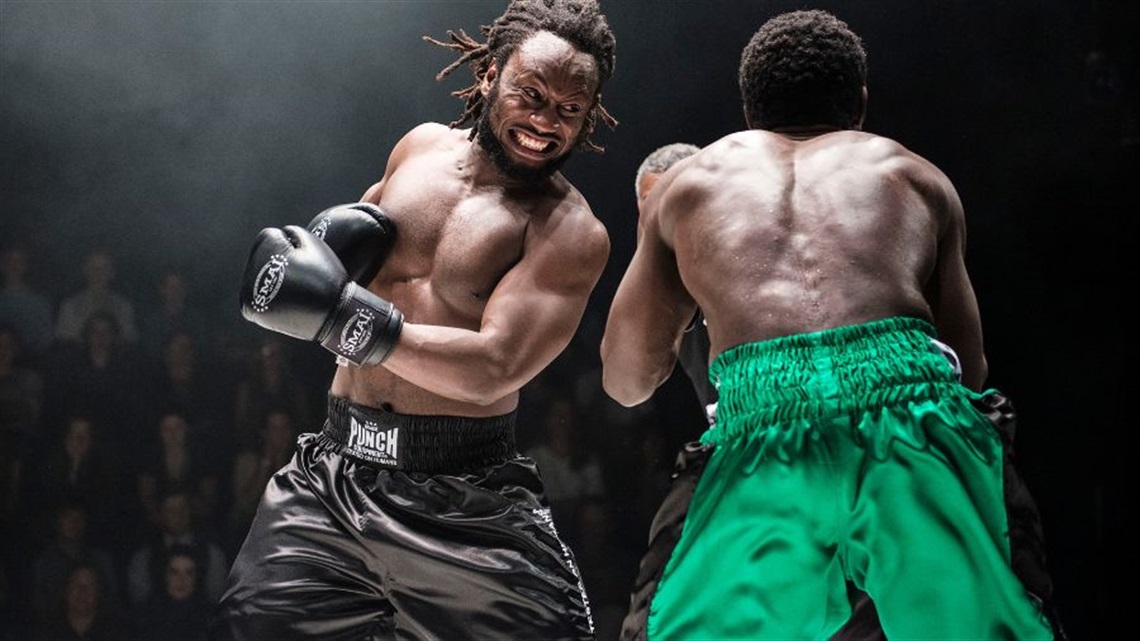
xmin=480 ymin=226 xmax=609 ymax=382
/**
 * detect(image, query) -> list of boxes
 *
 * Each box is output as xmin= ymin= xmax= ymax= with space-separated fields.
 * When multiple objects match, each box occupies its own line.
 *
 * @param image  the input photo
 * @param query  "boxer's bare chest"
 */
xmin=373 ymin=151 xmax=532 ymax=324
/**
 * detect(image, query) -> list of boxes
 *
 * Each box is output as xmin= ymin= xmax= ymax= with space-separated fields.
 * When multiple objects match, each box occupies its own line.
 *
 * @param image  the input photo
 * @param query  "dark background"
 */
xmin=2 ymin=1 xmax=1136 ymax=638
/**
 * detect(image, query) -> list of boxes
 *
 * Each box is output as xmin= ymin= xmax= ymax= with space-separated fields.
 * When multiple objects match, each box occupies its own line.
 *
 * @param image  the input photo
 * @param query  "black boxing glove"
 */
xmin=306 ymin=202 xmax=396 ymax=286
xmin=239 ymin=225 xmax=403 ymax=366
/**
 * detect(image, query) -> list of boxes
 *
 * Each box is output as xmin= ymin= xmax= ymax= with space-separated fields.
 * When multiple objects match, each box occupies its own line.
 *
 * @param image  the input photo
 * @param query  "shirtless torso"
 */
xmin=331 ymin=122 xmax=609 ymax=417
xmin=604 ymin=128 xmax=986 ymax=403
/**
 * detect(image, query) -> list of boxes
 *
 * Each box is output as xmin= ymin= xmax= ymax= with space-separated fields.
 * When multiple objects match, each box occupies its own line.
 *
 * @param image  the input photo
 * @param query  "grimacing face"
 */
xmin=477 ymin=31 xmax=600 ymax=181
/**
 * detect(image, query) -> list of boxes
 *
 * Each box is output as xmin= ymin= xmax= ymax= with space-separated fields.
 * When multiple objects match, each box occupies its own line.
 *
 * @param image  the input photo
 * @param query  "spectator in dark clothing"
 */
xmin=30 ymin=500 xmax=121 ymax=624
xmin=523 ymin=398 xmax=606 ymax=547
xmin=132 ymin=544 xmax=209 ymax=641
xmin=225 ymin=408 xmax=296 ymax=558
xmin=230 ymin=336 xmax=312 ymax=449
xmin=28 ymin=416 xmax=121 ymax=550
xmin=147 ymin=331 xmax=226 ymax=456
xmin=1 ymin=324 xmax=42 ymax=552
xmin=137 ymin=269 xmax=210 ymax=361
xmin=135 ymin=411 xmax=220 ymax=533
xmin=34 ymin=561 xmax=125 ymax=641
xmin=41 ymin=312 xmax=149 ymax=450
xmin=54 ymin=248 xmax=137 ymax=345
xmin=125 ymin=489 xmax=227 ymax=609
xmin=0 ymin=243 xmax=55 ymax=362
xmin=0 ymin=324 xmax=44 ymax=446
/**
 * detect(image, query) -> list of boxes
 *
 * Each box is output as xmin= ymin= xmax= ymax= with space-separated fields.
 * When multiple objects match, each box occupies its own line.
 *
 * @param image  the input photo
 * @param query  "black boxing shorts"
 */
xmin=208 ymin=395 xmax=595 ymax=641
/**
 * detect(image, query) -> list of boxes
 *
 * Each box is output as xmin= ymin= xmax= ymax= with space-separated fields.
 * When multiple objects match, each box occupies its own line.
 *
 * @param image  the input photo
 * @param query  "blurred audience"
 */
xmin=41 ymin=312 xmax=149 ymax=447
xmin=232 ymin=336 xmax=313 ymax=447
xmin=31 ymin=500 xmax=121 ymax=624
xmin=54 ymin=248 xmax=137 ymax=345
xmin=27 ymin=415 xmax=122 ymax=550
xmin=625 ymin=422 xmax=674 ymax=538
xmin=573 ymin=497 xmax=639 ymax=641
xmin=34 ymin=561 xmax=125 ymax=641
xmin=135 ymin=411 xmax=220 ymax=534
xmin=137 ymin=269 xmax=210 ymax=361
xmin=524 ymin=398 xmax=606 ymax=546
xmin=226 ymin=408 xmax=296 ymax=557
xmin=131 ymin=544 xmax=210 ymax=641
xmin=0 ymin=324 xmax=44 ymax=444
xmin=0 ymin=325 xmax=42 ymax=552
xmin=0 ymin=244 xmax=54 ymax=362
xmin=125 ymin=489 xmax=227 ymax=609
xmin=148 ymin=330 xmax=227 ymax=450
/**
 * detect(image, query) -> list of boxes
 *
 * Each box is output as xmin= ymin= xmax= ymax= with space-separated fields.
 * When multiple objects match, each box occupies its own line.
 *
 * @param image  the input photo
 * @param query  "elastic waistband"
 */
xmin=320 ymin=396 xmax=517 ymax=474
xmin=709 ymin=317 xmax=962 ymax=430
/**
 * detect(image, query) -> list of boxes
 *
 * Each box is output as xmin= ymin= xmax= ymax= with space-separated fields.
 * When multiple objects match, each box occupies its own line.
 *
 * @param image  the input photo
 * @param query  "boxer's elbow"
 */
xmin=602 ymin=375 xmax=652 ymax=407
xmin=601 ymin=343 xmax=656 ymax=406
xmin=457 ymin=352 xmax=528 ymax=406
xmin=601 ymin=359 xmax=659 ymax=407
xmin=457 ymin=372 xmax=512 ymax=407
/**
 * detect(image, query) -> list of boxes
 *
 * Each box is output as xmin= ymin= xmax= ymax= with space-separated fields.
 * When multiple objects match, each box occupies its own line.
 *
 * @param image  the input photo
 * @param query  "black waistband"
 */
xmin=320 ymin=395 xmax=518 ymax=474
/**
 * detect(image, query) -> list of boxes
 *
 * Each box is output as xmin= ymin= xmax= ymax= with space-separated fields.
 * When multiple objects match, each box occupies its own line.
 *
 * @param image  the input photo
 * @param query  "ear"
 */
xmin=480 ymin=60 xmax=499 ymax=98
xmin=854 ymin=85 xmax=868 ymax=130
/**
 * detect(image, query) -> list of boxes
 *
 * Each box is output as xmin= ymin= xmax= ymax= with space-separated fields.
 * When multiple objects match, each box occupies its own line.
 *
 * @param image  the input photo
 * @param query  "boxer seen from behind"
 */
xmin=601 ymin=9 xmax=1060 ymax=640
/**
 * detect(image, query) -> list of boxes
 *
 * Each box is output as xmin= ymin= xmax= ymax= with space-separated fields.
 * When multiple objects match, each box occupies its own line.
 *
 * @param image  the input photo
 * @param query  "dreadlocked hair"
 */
xmin=739 ymin=9 xmax=867 ymax=130
xmin=424 ymin=0 xmax=617 ymax=152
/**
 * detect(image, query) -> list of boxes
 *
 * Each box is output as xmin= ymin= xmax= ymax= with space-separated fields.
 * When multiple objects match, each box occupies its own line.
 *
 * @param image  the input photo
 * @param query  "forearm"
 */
xmin=381 ymin=322 xmax=553 ymax=406
xmin=601 ymin=285 xmax=692 ymax=406
xmin=601 ymin=336 xmax=678 ymax=407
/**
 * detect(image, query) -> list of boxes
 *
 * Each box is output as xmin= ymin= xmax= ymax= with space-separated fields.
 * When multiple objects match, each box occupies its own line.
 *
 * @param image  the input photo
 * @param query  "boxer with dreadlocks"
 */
xmin=212 ymin=1 xmax=616 ymax=639
xmin=424 ymin=0 xmax=617 ymax=153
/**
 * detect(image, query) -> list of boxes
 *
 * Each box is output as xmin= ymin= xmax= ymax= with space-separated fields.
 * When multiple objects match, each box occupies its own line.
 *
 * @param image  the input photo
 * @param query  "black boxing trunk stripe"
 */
xmin=320 ymin=395 xmax=517 ymax=474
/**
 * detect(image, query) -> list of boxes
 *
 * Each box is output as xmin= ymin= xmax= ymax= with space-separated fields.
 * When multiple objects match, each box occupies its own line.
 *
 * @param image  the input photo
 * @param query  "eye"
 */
xmin=559 ymin=104 xmax=583 ymax=117
xmin=522 ymin=87 xmax=542 ymax=101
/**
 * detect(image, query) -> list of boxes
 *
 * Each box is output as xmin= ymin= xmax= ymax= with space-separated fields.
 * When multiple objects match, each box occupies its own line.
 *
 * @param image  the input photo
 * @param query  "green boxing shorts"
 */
xmin=639 ymin=316 xmax=1055 ymax=640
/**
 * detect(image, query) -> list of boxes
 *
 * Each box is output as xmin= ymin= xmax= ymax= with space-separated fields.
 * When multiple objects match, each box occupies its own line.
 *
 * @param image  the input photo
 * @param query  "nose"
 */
xmin=529 ymin=105 xmax=560 ymax=133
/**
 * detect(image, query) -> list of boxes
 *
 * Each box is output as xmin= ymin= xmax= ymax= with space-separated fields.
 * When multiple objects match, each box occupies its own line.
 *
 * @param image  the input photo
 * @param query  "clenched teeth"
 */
xmin=515 ymin=130 xmax=551 ymax=152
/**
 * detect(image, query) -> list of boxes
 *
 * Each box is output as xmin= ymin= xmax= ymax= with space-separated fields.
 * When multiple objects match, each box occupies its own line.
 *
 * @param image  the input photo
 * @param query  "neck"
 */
xmin=461 ymin=139 xmax=504 ymax=185
xmin=769 ymin=124 xmax=847 ymax=140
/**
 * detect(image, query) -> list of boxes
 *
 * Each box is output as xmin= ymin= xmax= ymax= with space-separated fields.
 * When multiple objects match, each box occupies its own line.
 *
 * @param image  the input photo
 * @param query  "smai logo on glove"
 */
xmin=339 ymin=307 xmax=376 ymax=357
xmin=310 ymin=215 xmax=332 ymax=240
xmin=252 ymin=254 xmax=289 ymax=313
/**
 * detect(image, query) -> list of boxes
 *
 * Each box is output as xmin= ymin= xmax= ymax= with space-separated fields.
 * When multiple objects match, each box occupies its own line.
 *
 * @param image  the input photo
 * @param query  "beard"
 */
xmin=476 ymin=87 xmax=573 ymax=183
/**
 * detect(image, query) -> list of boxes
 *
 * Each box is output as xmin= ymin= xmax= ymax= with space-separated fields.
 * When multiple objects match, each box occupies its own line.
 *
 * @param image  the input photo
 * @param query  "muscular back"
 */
xmin=605 ymin=129 xmax=986 ymax=401
xmin=330 ymin=123 xmax=608 ymax=415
